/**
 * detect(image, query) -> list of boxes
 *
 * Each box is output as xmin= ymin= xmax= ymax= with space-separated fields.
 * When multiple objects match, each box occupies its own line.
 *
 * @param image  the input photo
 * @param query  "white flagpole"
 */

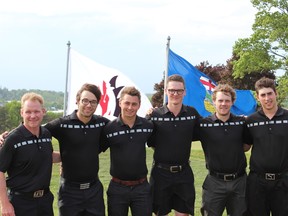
xmin=63 ymin=41 xmax=71 ymax=116
xmin=163 ymin=36 xmax=170 ymax=105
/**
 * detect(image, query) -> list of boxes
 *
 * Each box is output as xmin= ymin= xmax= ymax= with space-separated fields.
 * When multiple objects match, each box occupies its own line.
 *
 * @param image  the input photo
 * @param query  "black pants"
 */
xmin=58 ymin=179 xmax=105 ymax=216
xmin=247 ymin=172 xmax=288 ymax=216
xmin=201 ymin=174 xmax=247 ymax=216
xmin=150 ymin=165 xmax=195 ymax=215
xmin=107 ymin=180 xmax=152 ymax=216
xmin=9 ymin=190 xmax=54 ymax=216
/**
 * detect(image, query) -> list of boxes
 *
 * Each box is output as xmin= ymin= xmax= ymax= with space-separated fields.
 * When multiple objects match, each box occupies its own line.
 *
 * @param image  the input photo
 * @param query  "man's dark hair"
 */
xmin=76 ymin=83 xmax=102 ymax=102
xmin=255 ymin=77 xmax=276 ymax=95
xmin=167 ymin=74 xmax=185 ymax=88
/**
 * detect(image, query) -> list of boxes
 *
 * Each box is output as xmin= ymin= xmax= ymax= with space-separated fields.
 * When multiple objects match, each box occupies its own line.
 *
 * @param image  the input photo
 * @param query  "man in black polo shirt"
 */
xmin=147 ymin=74 xmax=200 ymax=216
xmin=102 ymin=86 xmax=154 ymax=216
xmin=45 ymin=83 xmax=109 ymax=216
xmin=195 ymin=84 xmax=249 ymax=216
xmin=246 ymin=77 xmax=288 ymax=216
xmin=0 ymin=92 xmax=60 ymax=216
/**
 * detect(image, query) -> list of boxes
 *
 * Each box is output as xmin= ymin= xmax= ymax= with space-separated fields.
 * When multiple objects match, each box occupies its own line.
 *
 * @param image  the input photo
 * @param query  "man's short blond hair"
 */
xmin=21 ymin=92 xmax=44 ymax=108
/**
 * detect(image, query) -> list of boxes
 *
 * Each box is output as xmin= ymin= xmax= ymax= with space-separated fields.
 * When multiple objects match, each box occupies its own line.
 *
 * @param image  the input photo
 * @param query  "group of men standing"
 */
xmin=0 ymin=75 xmax=287 ymax=216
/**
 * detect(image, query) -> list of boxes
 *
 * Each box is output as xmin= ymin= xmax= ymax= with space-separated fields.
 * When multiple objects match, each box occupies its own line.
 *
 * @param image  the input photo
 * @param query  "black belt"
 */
xmin=112 ymin=177 xmax=147 ymax=186
xmin=210 ymin=170 xmax=246 ymax=181
xmin=254 ymin=172 xmax=286 ymax=181
xmin=9 ymin=188 xmax=50 ymax=198
xmin=155 ymin=162 xmax=189 ymax=173
xmin=61 ymin=178 xmax=98 ymax=189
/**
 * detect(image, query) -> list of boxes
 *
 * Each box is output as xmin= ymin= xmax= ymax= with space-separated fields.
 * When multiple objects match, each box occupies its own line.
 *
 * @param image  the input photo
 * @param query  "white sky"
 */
xmin=0 ymin=0 xmax=258 ymax=93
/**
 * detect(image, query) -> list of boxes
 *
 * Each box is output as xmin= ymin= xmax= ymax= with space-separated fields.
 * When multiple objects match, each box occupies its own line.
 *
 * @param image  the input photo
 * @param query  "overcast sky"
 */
xmin=0 ymin=0 xmax=258 ymax=93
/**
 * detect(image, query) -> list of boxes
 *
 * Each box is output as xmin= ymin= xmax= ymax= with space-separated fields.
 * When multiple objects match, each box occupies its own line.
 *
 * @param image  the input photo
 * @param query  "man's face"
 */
xmin=77 ymin=90 xmax=98 ymax=119
xmin=21 ymin=100 xmax=45 ymax=130
xmin=119 ymin=94 xmax=140 ymax=119
xmin=166 ymin=81 xmax=186 ymax=105
xmin=257 ymin=87 xmax=277 ymax=111
xmin=213 ymin=91 xmax=233 ymax=118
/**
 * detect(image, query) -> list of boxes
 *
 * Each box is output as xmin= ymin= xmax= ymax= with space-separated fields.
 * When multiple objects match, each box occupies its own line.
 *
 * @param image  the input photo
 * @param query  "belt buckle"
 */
xmin=33 ymin=190 xmax=44 ymax=198
xmin=80 ymin=182 xmax=90 ymax=189
xmin=265 ymin=173 xmax=276 ymax=180
xmin=223 ymin=174 xmax=235 ymax=181
xmin=170 ymin=165 xmax=181 ymax=173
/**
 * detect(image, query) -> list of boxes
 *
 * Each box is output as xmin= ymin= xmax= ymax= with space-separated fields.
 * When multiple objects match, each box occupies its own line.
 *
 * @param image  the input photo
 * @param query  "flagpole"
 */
xmin=163 ymin=36 xmax=170 ymax=105
xmin=63 ymin=41 xmax=71 ymax=116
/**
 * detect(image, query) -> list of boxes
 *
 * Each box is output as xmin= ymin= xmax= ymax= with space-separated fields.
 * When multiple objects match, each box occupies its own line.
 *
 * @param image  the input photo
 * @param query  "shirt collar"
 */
xmin=116 ymin=114 xmax=142 ymax=127
xmin=163 ymin=103 xmax=187 ymax=115
xmin=258 ymin=106 xmax=285 ymax=117
xmin=211 ymin=112 xmax=235 ymax=123
xmin=19 ymin=124 xmax=43 ymax=138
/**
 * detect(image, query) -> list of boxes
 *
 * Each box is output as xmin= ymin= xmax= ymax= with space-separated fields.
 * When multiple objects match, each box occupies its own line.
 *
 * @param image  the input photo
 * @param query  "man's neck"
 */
xmin=24 ymin=125 xmax=40 ymax=137
xmin=263 ymin=106 xmax=278 ymax=119
xmin=167 ymin=103 xmax=182 ymax=116
xmin=121 ymin=115 xmax=136 ymax=128
xmin=215 ymin=112 xmax=230 ymax=122
xmin=77 ymin=113 xmax=92 ymax=124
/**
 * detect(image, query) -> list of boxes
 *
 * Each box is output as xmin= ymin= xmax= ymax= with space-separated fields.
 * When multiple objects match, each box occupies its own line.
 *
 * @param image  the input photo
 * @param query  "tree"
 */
xmin=5 ymin=101 xmax=22 ymax=129
xmin=232 ymin=0 xmax=288 ymax=105
xmin=277 ymin=75 xmax=288 ymax=106
xmin=151 ymin=79 xmax=164 ymax=108
xmin=194 ymin=60 xmax=275 ymax=90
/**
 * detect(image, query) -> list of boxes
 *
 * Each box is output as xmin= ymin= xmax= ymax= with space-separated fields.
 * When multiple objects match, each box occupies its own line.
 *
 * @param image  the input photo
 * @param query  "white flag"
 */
xmin=66 ymin=49 xmax=152 ymax=119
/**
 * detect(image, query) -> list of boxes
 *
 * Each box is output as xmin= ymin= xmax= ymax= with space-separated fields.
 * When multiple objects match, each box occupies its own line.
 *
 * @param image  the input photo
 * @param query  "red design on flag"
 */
xmin=200 ymin=76 xmax=216 ymax=91
xmin=99 ymin=81 xmax=110 ymax=116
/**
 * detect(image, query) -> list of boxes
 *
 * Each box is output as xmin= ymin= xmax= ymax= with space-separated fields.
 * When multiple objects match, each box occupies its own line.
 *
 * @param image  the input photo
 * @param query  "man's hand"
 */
xmin=146 ymin=107 xmax=155 ymax=116
xmin=0 ymin=131 xmax=9 ymax=146
xmin=1 ymin=200 xmax=15 ymax=216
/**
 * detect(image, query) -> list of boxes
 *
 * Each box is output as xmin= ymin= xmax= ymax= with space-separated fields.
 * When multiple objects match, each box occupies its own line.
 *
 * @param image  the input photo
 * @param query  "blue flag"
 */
xmin=168 ymin=49 xmax=257 ymax=117
xmin=231 ymin=90 xmax=257 ymax=116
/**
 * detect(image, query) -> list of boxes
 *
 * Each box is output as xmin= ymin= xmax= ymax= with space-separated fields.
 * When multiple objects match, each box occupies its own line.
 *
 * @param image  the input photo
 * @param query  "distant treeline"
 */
xmin=0 ymin=87 xmax=64 ymax=110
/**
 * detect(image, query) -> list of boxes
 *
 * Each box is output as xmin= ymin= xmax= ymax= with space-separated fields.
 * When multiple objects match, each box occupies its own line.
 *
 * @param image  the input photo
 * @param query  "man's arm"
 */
xmin=0 ymin=172 xmax=15 ymax=216
xmin=243 ymin=144 xmax=251 ymax=152
xmin=52 ymin=151 xmax=61 ymax=163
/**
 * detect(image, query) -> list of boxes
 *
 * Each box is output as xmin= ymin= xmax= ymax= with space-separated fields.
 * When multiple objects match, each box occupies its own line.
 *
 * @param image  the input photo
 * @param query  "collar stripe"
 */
xmin=247 ymin=120 xmax=288 ymax=127
xmin=14 ymin=138 xmax=52 ymax=149
xmin=106 ymin=128 xmax=153 ymax=138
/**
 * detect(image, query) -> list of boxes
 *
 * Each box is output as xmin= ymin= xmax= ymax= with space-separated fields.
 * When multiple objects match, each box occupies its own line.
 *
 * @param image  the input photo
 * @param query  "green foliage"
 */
xmin=0 ymin=88 xmax=64 ymax=110
xmin=43 ymin=112 xmax=63 ymax=125
xmin=0 ymin=101 xmax=21 ymax=132
xmin=277 ymin=73 xmax=288 ymax=107
xmin=0 ymin=100 xmax=63 ymax=132
xmin=233 ymin=38 xmax=281 ymax=78
xmin=232 ymin=0 xmax=288 ymax=107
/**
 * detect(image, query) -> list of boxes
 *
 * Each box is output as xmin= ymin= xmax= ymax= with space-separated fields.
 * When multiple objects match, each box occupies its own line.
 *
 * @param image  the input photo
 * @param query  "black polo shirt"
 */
xmin=196 ymin=113 xmax=247 ymax=173
xmin=147 ymin=104 xmax=200 ymax=164
xmin=103 ymin=115 xmax=153 ymax=180
xmin=246 ymin=107 xmax=288 ymax=173
xmin=0 ymin=124 xmax=53 ymax=192
xmin=45 ymin=110 xmax=109 ymax=182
